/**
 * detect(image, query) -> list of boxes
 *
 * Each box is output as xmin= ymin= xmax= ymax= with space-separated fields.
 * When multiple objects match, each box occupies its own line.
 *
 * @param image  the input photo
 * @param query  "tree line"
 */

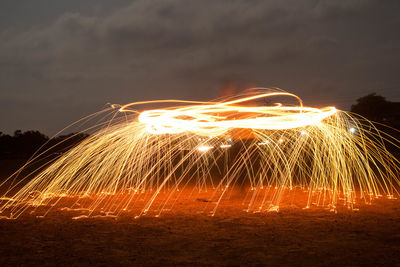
xmin=0 ymin=131 xmax=89 ymax=159
xmin=351 ymin=93 xmax=400 ymax=130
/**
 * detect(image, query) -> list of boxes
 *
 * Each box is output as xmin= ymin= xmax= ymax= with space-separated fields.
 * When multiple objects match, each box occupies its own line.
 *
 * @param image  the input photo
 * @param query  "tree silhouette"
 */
xmin=0 ymin=131 xmax=89 ymax=159
xmin=13 ymin=130 xmax=49 ymax=157
xmin=351 ymin=93 xmax=400 ymax=130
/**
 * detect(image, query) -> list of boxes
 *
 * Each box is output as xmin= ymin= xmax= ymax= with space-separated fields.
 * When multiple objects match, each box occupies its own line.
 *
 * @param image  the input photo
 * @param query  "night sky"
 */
xmin=1 ymin=0 xmax=399 ymax=135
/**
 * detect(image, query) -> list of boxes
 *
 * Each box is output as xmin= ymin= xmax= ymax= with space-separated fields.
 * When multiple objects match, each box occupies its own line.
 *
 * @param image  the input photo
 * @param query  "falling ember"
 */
xmin=0 ymin=88 xmax=399 ymax=219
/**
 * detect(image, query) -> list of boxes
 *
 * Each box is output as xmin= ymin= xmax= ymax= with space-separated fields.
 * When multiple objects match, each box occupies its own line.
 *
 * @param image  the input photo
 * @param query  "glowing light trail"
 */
xmin=124 ymin=92 xmax=337 ymax=137
xmin=0 ymin=88 xmax=399 ymax=219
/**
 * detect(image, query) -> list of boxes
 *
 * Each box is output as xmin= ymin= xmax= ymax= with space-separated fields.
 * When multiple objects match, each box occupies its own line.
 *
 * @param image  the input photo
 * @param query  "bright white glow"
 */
xmin=349 ymin=127 xmax=356 ymax=134
xmin=257 ymin=140 xmax=270 ymax=145
xmin=220 ymin=144 xmax=232 ymax=148
xmin=301 ymin=130 xmax=307 ymax=135
xmin=125 ymin=92 xmax=338 ymax=137
xmin=198 ymin=145 xmax=213 ymax=152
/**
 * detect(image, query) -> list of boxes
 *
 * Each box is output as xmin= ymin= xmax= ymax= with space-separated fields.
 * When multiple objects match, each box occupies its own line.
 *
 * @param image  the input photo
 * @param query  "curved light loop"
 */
xmin=121 ymin=92 xmax=337 ymax=137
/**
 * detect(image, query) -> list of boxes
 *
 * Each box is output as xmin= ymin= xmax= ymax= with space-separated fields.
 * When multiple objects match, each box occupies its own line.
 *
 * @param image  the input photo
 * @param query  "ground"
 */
xmin=0 ymin=187 xmax=400 ymax=266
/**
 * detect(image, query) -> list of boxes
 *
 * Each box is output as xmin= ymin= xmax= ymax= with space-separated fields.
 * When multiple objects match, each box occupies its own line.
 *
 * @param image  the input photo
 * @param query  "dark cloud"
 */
xmin=1 ymin=0 xmax=399 ymax=134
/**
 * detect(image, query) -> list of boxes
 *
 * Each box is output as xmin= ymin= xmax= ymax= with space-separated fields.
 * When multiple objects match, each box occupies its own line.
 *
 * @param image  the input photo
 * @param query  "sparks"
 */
xmin=0 ymin=88 xmax=399 ymax=219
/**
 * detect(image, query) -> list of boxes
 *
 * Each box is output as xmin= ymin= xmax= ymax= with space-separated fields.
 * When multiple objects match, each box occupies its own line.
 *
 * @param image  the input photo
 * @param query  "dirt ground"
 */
xmin=0 ymin=186 xmax=400 ymax=266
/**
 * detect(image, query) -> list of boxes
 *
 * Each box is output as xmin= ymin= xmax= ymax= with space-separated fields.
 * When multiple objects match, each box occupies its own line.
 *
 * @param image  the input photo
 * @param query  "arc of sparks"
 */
xmin=0 ymin=88 xmax=399 ymax=219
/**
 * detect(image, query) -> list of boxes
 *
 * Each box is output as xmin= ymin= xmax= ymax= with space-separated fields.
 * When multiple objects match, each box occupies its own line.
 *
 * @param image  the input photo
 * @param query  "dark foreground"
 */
xmin=0 ymin=192 xmax=400 ymax=266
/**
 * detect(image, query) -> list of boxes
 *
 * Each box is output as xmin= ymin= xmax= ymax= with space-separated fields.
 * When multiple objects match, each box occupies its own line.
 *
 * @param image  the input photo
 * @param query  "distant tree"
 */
xmin=351 ymin=93 xmax=400 ymax=129
xmin=13 ymin=130 xmax=49 ymax=158
xmin=0 ymin=132 xmax=13 ymax=157
xmin=0 ymin=130 xmax=90 ymax=159
xmin=47 ymin=133 xmax=90 ymax=153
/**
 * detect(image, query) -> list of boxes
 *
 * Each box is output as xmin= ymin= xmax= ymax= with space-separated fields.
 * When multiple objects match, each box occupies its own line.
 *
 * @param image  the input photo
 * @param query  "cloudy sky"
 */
xmin=1 ymin=0 xmax=399 ymax=135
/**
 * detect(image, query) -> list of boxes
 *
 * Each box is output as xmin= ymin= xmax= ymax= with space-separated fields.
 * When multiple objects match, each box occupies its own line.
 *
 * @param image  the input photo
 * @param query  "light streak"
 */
xmin=198 ymin=145 xmax=214 ymax=152
xmin=0 ymin=88 xmax=399 ymax=219
xmin=257 ymin=141 xmax=270 ymax=145
xmin=219 ymin=144 xmax=232 ymax=148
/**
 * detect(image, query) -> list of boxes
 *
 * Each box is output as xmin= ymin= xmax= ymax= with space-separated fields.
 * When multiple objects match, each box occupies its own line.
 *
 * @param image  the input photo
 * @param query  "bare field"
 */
xmin=0 ymin=186 xmax=400 ymax=266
